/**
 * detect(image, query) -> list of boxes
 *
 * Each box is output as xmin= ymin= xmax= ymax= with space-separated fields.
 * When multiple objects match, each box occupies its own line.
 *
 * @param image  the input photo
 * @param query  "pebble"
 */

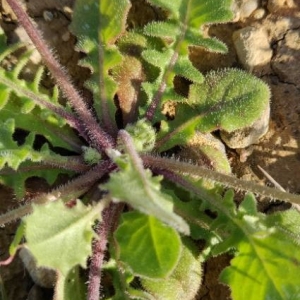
xmin=267 ymin=0 xmax=297 ymax=12
xmin=252 ymin=8 xmax=266 ymax=19
xmin=43 ymin=10 xmax=54 ymax=22
xmin=220 ymin=104 xmax=270 ymax=149
xmin=231 ymin=0 xmax=260 ymax=21
xmin=232 ymin=26 xmax=273 ymax=72
xmin=61 ymin=31 xmax=70 ymax=42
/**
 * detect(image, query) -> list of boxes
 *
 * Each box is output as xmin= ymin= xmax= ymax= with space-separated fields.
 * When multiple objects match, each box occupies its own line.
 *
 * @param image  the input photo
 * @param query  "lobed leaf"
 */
xmin=70 ymin=0 xmax=131 ymax=131
xmin=0 ymin=119 xmax=53 ymax=170
xmin=0 ymin=38 xmax=81 ymax=151
xmin=146 ymin=0 xmax=232 ymax=27
xmin=139 ymin=0 xmax=233 ymax=120
xmin=112 ymin=55 xmax=145 ymax=125
xmin=114 ymin=211 xmax=182 ymax=279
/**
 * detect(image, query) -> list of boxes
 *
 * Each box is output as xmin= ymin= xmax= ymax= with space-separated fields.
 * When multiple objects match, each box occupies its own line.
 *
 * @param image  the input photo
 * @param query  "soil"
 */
xmin=0 ymin=0 xmax=299 ymax=299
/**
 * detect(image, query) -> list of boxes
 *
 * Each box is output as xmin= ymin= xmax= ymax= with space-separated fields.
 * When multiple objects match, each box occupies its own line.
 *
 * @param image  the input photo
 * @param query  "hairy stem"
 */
xmin=143 ymin=155 xmax=300 ymax=204
xmin=0 ymin=156 xmax=88 ymax=176
xmin=6 ymin=0 xmax=114 ymax=151
xmin=0 ymin=159 xmax=85 ymax=175
xmin=88 ymin=202 xmax=123 ymax=300
xmin=0 ymin=161 xmax=114 ymax=225
xmin=40 ymin=155 xmax=89 ymax=173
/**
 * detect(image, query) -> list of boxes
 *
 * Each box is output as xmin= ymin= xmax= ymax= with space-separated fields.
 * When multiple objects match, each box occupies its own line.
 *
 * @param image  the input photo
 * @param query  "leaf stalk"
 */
xmin=143 ymin=155 xmax=300 ymax=205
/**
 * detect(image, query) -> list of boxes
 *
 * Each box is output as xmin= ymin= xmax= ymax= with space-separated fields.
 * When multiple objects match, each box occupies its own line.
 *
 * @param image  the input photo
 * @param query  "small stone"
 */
xmin=252 ymin=8 xmax=266 ymax=19
xmin=267 ymin=0 xmax=296 ymax=12
xmin=11 ymin=27 xmax=42 ymax=64
xmin=220 ymin=104 xmax=270 ymax=149
xmin=1 ymin=0 xmax=17 ymax=21
xmin=63 ymin=6 xmax=73 ymax=15
xmin=240 ymin=0 xmax=260 ymax=18
xmin=43 ymin=10 xmax=54 ymax=22
xmin=236 ymin=146 xmax=254 ymax=162
xmin=231 ymin=0 xmax=260 ymax=21
xmin=233 ymin=26 xmax=273 ymax=71
xmin=61 ymin=31 xmax=70 ymax=42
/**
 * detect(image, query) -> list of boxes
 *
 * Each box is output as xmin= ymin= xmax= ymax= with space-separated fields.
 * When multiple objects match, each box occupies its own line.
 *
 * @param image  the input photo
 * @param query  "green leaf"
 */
xmin=173 ymin=56 xmax=204 ymax=83
xmin=104 ymin=145 xmax=189 ymax=234
xmin=0 ymin=119 xmax=51 ymax=170
xmin=265 ymin=209 xmax=300 ymax=246
xmin=156 ymin=69 xmax=270 ymax=151
xmin=124 ymin=119 xmax=156 ymax=153
xmin=142 ymin=21 xmax=180 ymax=39
xmin=185 ymin=29 xmax=228 ymax=53
xmin=114 ymin=211 xmax=182 ymax=278
xmin=141 ymin=237 xmax=202 ymax=300
xmin=220 ymin=232 xmax=300 ymax=300
xmin=145 ymin=0 xmax=181 ymax=17
xmin=25 ymin=200 xmax=103 ymax=276
xmin=189 ymin=69 xmax=271 ymax=132
xmin=1 ymin=98 xmax=80 ymax=151
xmin=147 ymin=0 xmax=232 ymax=26
xmin=0 ymin=30 xmax=80 ymax=151
xmin=0 ymin=82 xmax=10 ymax=109
xmin=82 ymin=146 xmax=102 ymax=165
xmin=70 ymin=0 xmax=131 ymax=129
xmin=142 ymin=49 xmax=174 ymax=69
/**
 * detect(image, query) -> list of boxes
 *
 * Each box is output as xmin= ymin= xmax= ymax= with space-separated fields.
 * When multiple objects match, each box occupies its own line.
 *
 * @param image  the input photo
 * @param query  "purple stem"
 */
xmin=0 ymin=160 xmax=115 ymax=225
xmin=143 ymin=154 xmax=300 ymax=204
xmin=0 ymin=156 xmax=87 ymax=175
xmin=87 ymin=203 xmax=123 ymax=300
xmin=6 ymin=0 xmax=114 ymax=151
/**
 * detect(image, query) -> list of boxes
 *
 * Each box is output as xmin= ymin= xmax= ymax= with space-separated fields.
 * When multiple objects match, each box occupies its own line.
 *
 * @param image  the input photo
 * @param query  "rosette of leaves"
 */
xmin=0 ymin=1 xmax=299 ymax=300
